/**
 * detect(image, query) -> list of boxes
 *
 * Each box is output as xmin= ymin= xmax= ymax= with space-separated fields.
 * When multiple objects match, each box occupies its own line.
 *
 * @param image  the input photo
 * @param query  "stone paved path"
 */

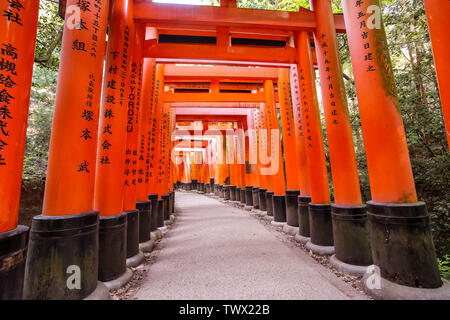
xmin=133 ymin=191 xmax=368 ymax=300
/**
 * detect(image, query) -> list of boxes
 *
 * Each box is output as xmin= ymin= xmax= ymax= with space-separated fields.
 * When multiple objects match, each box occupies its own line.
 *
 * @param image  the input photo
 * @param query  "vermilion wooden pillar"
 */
xmin=207 ymin=142 xmax=216 ymax=193
xmin=252 ymin=109 xmax=260 ymax=193
xmin=138 ymin=59 xmax=159 ymax=237
xmin=136 ymin=58 xmax=156 ymax=202
xmin=190 ymin=151 xmax=196 ymax=186
xmin=0 ymin=0 xmax=39 ymax=300
xmin=158 ymin=103 xmax=171 ymax=196
xmin=25 ymin=0 xmax=110 ymax=300
xmin=263 ymin=81 xmax=286 ymax=197
xmin=278 ymin=69 xmax=301 ymax=191
xmin=191 ymin=149 xmax=198 ymax=189
xmin=295 ymin=31 xmax=333 ymax=253
xmin=219 ymin=134 xmax=228 ymax=188
xmin=289 ymin=65 xmax=311 ymax=197
xmin=222 ymin=131 xmax=232 ymax=200
xmin=235 ymin=123 xmax=245 ymax=201
xmin=231 ymin=129 xmax=240 ymax=201
xmin=263 ymin=80 xmax=287 ymax=222
xmin=204 ymin=148 xmax=211 ymax=193
xmin=124 ymin=24 xmax=153 ymax=256
xmin=94 ymin=0 xmax=135 ymax=283
xmin=278 ymin=68 xmax=301 ymax=228
xmin=148 ymin=64 xmax=165 ymax=197
xmin=311 ymin=0 xmax=370 ymax=268
xmin=251 ymin=108 xmax=262 ymax=209
xmin=168 ymin=112 xmax=176 ymax=214
xmin=123 ymin=24 xmax=143 ymax=212
xmin=342 ymin=0 xmax=441 ymax=291
xmin=424 ymin=0 xmax=450 ymax=150
xmin=244 ymin=108 xmax=256 ymax=206
xmin=148 ymin=64 xmax=165 ymax=229
xmin=256 ymin=103 xmax=269 ymax=211
xmin=202 ymin=149 xmax=207 ymax=192
xmin=289 ymin=64 xmax=313 ymax=242
xmin=220 ymin=0 xmax=236 ymax=8
xmin=159 ymin=102 xmax=171 ymax=220
xmin=184 ymin=153 xmax=190 ymax=185
xmin=212 ymin=136 xmax=220 ymax=194
xmin=311 ymin=0 xmax=361 ymax=207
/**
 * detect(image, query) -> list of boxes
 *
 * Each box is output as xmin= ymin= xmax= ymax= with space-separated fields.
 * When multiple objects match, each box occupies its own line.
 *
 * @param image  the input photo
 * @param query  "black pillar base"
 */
xmin=259 ymin=188 xmax=267 ymax=211
xmin=156 ymin=199 xmax=165 ymax=228
xmin=272 ymin=195 xmax=286 ymax=222
xmin=240 ymin=188 xmax=246 ymax=204
xmin=218 ymin=185 xmax=224 ymax=198
xmin=286 ymin=190 xmax=300 ymax=227
xmin=245 ymin=186 xmax=253 ymax=206
xmin=161 ymin=194 xmax=170 ymax=220
xmin=223 ymin=185 xmax=230 ymax=200
xmin=168 ymin=192 xmax=174 ymax=214
xmin=0 ymin=225 xmax=29 ymax=300
xmin=298 ymin=196 xmax=311 ymax=237
xmin=98 ymin=212 xmax=127 ymax=283
xmin=309 ymin=203 xmax=334 ymax=247
xmin=331 ymin=204 xmax=372 ymax=267
xmin=266 ymin=191 xmax=274 ymax=216
xmin=367 ymin=201 xmax=442 ymax=288
xmin=137 ymin=201 xmax=151 ymax=244
xmin=229 ymin=186 xmax=236 ymax=201
xmin=252 ymin=187 xmax=260 ymax=209
xmin=148 ymin=194 xmax=159 ymax=231
xmin=126 ymin=210 xmax=139 ymax=259
xmin=236 ymin=187 xmax=241 ymax=201
xmin=172 ymin=191 xmax=175 ymax=213
xmin=24 ymin=212 xmax=98 ymax=300
xmin=205 ymin=183 xmax=211 ymax=194
xmin=210 ymin=178 xmax=215 ymax=193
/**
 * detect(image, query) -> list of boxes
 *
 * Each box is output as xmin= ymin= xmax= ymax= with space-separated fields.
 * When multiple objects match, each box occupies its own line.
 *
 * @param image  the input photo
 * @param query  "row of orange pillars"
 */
xmin=0 ymin=0 xmax=449 ymax=300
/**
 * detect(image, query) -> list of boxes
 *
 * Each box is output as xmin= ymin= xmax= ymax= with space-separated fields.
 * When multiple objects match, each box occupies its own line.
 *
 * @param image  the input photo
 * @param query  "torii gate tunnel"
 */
xmin=0 ymin=0 xmax=448 ymax=300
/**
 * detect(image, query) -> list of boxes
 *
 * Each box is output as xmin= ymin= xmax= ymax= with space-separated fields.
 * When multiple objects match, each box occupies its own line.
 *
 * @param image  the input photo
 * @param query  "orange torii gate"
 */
xmin=172 ymin=109 xmax=249 ymax=198
xmin=0 ymin=0 xmax=448 ymax=300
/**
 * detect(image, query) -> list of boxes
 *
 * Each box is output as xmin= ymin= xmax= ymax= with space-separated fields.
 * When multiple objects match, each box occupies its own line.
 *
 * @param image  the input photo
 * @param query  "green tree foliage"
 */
xmin=34 ymin=0 xmax=64 ymax=69
xmin=20 ymin=1 xmax=61 ymax=223
xmin=25 ymin=0 xmax=61 ymax=169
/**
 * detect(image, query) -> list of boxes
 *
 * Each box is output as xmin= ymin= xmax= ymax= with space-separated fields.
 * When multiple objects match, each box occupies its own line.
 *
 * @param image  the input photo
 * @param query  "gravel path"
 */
xmin=132 ymin=191 xmax=368 ymax=300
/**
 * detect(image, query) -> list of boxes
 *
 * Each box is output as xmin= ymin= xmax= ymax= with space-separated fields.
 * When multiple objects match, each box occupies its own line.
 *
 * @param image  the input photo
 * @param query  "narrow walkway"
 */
xmin=133 ymin=191 xmax=368 ymax=300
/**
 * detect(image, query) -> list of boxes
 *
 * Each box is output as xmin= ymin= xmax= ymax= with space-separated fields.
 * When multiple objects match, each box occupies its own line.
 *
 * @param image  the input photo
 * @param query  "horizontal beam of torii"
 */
xmin=172 ymin=106 xmax=260 ymax=114
xmin=170 ymin=102 xmax=280 ymax=109
xmin=176 ymin=115 xmax=246 ymax=122
xmin=172 ymin=140 xmax=211 ymax=148
xmin=174 ymin=108 xmax=249 ymax=130
xmin=164 ymin=65 xmax=278 ymax=81
xmin=163 ymin=92 xmax=265 ymax=102
xmin=134 ymin=2 xmax=346 ymax=33
xmin=143 ymin=41 xmax=298 ymax=64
